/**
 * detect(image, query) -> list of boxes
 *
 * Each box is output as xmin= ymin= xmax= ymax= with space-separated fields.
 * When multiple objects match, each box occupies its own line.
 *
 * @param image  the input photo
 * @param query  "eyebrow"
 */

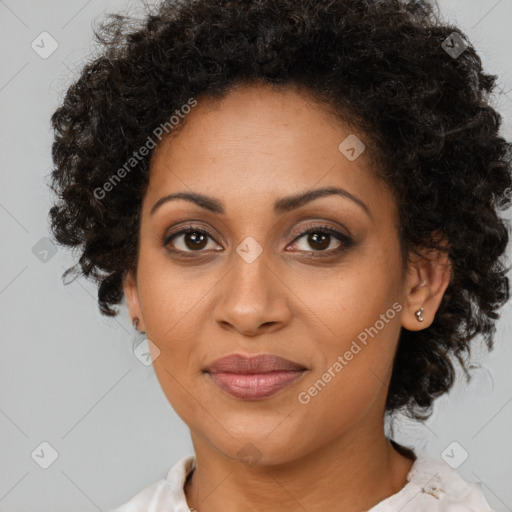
xmin=149 ymin=186 xmax=372 ymax=218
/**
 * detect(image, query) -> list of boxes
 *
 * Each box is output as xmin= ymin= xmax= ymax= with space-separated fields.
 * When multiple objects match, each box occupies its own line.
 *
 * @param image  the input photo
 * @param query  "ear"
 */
xmin=123 ymin=270 xmax=145 ymax=332
xmin=401 ymin=236 xmax=452 ymax=331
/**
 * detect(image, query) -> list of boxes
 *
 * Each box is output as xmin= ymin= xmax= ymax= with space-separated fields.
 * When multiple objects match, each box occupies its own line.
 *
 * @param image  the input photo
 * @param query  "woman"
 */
xmin=48 ymin=0 xmax=511 ymax=510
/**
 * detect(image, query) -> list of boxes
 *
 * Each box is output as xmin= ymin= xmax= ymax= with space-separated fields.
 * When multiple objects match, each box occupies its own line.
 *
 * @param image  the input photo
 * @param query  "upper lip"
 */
xmin=203 ymin=353 xmax=307 ymax=374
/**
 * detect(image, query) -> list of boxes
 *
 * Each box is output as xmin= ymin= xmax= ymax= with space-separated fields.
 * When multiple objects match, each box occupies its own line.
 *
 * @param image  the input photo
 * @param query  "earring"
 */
xmin=133 ymin=317 xmax=146 ymax=334
xmin=415 ymin=307 xmax=424 ymax=322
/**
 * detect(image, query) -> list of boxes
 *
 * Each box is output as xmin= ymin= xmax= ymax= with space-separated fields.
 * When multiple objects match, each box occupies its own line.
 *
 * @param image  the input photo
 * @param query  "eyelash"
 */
xmin=163 ymin=223 xmax=353 ymax=259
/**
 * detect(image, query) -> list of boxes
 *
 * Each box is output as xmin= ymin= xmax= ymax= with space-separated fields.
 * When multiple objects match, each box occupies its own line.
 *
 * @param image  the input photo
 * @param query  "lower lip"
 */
xmin=207 ymin=370 xmax=306 ymax=400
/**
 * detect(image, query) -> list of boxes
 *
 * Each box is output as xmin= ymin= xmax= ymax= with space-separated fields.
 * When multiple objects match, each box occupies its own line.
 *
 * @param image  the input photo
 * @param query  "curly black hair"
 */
xmin=48 ymin=0 xmax=512 ymax=422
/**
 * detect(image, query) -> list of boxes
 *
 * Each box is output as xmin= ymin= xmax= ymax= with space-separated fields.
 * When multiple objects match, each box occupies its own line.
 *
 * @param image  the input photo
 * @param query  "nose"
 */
xmin=212 ymin=248 xmax=292 ymax=337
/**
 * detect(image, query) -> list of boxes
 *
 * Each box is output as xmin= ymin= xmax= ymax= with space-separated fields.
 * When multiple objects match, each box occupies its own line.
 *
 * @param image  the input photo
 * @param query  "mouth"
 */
xmin=203 ymin=353 xmax=308 ymax=400
xmin=206 ymin=370 xmax=307 ymax=400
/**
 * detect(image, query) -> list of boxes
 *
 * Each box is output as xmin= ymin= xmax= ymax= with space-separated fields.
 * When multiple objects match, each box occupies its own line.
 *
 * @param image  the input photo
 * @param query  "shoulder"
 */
xmin=107 ymin=454 xmax=196 ymax=512
xmin=370 ymin=456 xmax=494 ymax=512
xmin=108 ymin=479 xmax=166 ymax=512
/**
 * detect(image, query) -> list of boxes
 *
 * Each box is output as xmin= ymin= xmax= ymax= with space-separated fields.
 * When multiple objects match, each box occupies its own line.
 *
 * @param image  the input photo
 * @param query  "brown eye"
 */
xmin=163 ymin=227 xmax=220 ymax=254
xmin=303 ymin=232 xmax=335 ymax=251
xmin=289 ymin=224 xmax=353 ymax=255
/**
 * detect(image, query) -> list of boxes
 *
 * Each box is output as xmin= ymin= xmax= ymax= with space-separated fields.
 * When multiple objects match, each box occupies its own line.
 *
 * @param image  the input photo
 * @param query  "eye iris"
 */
xmin=308 ymin=232 xmax=330 ymax=250
xmin=185 ymin=232 xmax=208 ymax=251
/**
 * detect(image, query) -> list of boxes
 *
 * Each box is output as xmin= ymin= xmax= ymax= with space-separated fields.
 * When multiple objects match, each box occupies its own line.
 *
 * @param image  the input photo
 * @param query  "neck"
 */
xmin=184 ymin=427 xmax=415 ymax=512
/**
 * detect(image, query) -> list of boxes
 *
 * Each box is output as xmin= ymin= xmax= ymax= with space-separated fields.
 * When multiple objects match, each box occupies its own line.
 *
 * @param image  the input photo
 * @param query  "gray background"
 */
xmin=1 ymin=0 xmax=511 ymax=511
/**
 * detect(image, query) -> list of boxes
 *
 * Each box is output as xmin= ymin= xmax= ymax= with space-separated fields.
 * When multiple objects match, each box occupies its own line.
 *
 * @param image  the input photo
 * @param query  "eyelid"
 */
xmin=290 ymin=221 xmax=351 ymax=241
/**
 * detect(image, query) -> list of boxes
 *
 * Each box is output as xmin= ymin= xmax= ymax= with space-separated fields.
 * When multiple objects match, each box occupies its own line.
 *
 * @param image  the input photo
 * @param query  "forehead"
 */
xmin=145 ymin=84 xmax=393 ymax=220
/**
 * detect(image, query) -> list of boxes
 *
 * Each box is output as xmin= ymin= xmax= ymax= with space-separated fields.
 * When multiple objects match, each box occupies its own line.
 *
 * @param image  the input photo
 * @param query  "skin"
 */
xmin=123 ymin=82 xmax=451 ymax=512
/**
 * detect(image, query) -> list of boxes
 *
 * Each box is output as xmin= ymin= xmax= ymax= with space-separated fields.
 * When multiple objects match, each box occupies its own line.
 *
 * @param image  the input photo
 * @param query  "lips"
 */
xmin=203 ymin=353 xmax=308 ymax=400
xmin=204 ymin=353 xmax=307 ymax=374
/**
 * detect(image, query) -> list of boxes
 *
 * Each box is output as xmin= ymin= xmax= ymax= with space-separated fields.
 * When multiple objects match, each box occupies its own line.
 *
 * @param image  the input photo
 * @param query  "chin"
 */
xmin=209 ymin=431 xmax=312 ymax=468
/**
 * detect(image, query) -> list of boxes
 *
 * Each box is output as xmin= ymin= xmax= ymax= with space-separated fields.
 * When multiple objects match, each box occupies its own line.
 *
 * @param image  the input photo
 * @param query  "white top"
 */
xmin=108 ymin=454 xmax=494 ymax=512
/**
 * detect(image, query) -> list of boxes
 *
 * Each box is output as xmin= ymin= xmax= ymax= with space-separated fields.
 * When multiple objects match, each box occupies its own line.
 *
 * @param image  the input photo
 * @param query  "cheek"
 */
xmin=295 ymin=306 xmax=401 ymax=442
xmin=291 ymin=255 xmax=399 ymax=342
xmin=136 ymin=248 xmax=212 ymax=336
xmin=136 ymin=255 xmax=202 ymax=385
xmin=294 ymin=357 xmax=389 ymax=447
xmin=292 ymin=262 xmax=402 ymax=419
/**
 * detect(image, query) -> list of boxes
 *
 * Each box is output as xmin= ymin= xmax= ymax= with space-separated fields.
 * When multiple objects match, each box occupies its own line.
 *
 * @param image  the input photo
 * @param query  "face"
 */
xmin=124 ymin=83 xmax=447 ymax=466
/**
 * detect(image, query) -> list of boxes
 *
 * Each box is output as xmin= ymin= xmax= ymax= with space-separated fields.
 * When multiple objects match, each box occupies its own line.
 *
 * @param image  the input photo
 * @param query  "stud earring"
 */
xmin=415 ymin=307 xmax=424 ymax=322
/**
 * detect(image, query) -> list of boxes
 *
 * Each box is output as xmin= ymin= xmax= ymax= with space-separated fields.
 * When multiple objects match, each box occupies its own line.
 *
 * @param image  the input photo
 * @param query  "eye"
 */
xmin=163 ymin=225 xmax=221 ymax=255
xmin=288 ymin=224 xmax=353 ymax=255
xmin=163 ymin=222 xmax=353 ymax=257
